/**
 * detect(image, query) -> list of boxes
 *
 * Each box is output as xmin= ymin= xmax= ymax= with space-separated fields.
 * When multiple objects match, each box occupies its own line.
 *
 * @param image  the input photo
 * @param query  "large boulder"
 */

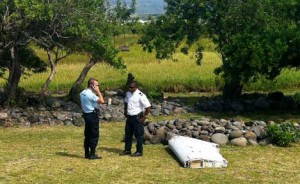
xmin=229 ymin=130 xmax=243 ymax=139
xmin=211 ymin=133 xmax=229 ymax=146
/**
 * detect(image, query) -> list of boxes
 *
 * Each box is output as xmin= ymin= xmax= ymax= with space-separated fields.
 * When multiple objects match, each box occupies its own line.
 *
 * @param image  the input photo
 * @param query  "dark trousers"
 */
xmin=125 ymin=116 xmax=144 ymax=153
xmin=83 ymin=113 xmax=99 ymax=153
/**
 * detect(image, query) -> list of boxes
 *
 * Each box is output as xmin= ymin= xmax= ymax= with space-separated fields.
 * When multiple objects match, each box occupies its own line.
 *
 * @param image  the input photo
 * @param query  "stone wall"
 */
xmin=143 ymin=118 xmax=277 ymax=146
xmin=1 ymin=91 xmax=299 ymax=147
xmin=0 ymin=93 xmax=191 ymax=127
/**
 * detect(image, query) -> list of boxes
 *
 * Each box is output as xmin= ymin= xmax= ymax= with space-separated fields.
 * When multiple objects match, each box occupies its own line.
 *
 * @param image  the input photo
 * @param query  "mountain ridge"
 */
xmin=109 ymin=0 xmax=165 ymax=15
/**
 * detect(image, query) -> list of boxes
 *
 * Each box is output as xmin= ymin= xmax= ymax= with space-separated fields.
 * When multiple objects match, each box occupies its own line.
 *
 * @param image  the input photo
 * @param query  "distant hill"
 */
xmin=109 ymin=0 xmax=166 ymax=15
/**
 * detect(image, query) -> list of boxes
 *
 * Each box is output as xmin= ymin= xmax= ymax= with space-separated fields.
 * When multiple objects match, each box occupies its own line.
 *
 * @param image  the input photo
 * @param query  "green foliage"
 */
xmin=19 ymin=47 xmax=47 ymax=73
xmin=146 ymin=89 xmax=163 ymax=101
xmin=1 ymin=0 xmax=129 ymax=102
xmin=216 ymin=0 xmax=299 ymax=97
xmin=2 ymin=34 xmax=300 ymax=94
xmin=267 ymin=123 xmax=300 ymax=147
xmin=140 ymin=0 xmax=300 ymax=98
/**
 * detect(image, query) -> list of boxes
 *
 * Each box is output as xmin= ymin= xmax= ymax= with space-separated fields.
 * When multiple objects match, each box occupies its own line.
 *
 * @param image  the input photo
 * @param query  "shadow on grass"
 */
xmin=56 ymin=152 xmax=82 ymax=158
xmin=164 ymin=147 xmax=183 ymax=167
xmin=193 ymin=109 xmax=300 ymax=123
xmin=166 ymin=95 xmax=300 ymax=122
xmin=99 ymin=147 xmax=123 ymax=154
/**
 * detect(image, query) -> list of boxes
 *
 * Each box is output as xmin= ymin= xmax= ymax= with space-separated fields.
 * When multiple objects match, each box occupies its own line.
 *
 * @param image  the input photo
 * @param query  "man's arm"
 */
xmin=140 ymin=106 xmax=150 ymax=124
xmin=143 ymin=106 xmax=150 ymax=118
xmin=96 ymin=92 xmax=104 ymax=104
xmin=124 ymin=103 xmax=128 ymax=118
xmin=92 ymin=85 xmax=104 ymax=104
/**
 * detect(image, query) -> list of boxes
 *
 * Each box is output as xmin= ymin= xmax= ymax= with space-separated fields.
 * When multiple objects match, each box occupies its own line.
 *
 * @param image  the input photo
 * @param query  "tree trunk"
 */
xmin=222 ymin=81 xmax=243 ymax=99
xmin=41 ymin=51 xmax=56 ymax=95
xmin=6 ymin=47 xmax=23 ymax=104
xmin=69 ymin=57 xmax=98 ymax=102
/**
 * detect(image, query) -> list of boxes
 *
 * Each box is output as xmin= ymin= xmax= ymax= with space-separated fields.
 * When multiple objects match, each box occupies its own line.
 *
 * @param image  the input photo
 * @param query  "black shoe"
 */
xmin=89 ymin=154 xmax=102 ymax=159
xmin=119 ymin=150 xmax=131 ymax=156
xmin=131 ymin=152 xmax=143 ymax=157
xmin=85 ymin=154 xmax=90 ymax=159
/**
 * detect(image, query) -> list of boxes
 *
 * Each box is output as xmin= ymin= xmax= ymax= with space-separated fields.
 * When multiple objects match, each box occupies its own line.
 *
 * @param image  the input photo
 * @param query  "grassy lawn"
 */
xmin=0 ymin=123 xmax=299 ymax=184
xmin=1 ymin=35 xmax=300 ymax=183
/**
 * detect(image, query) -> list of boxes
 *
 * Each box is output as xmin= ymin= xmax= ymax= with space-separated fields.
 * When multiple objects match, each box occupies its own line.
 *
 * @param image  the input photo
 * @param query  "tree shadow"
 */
xmin=55 ymin=152 xmax=82 ymax=158
xmin=99 ymin=147 xmax=123 ymax=154
xmin=166 ymin=95 xmax=300 ymax=122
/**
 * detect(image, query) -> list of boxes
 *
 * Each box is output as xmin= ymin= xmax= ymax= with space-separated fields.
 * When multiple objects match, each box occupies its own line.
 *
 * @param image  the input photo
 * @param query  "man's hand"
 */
xmin=92 ymin=84 xmax=100 ymax=93
xmin=92 ymin=84 xmax=104 ymax=104
xmin=139 ymin=116 xmax=147 ymax=124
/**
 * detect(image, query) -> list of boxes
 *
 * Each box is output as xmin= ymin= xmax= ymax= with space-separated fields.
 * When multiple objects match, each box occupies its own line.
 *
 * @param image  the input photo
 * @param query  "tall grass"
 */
xmin=20 ymin=51 xmax=221 ymax=92
xmin=1 ymin=35 xmax=300 ymax=94
xmin=245 ymin=68 xmax=300 ymax=94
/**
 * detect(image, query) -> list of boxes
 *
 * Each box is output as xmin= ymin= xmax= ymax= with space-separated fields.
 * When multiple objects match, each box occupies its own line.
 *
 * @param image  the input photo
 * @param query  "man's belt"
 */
xmin=128 ymin=112 xmax=143 ymax=118
xmin=83 ymin=108 xmax=100 ymax=117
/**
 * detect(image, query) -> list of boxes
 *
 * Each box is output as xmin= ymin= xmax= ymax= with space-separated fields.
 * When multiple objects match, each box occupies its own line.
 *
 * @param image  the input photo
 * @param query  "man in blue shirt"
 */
xmin=80 ymin=78 xmax=104 ymax=159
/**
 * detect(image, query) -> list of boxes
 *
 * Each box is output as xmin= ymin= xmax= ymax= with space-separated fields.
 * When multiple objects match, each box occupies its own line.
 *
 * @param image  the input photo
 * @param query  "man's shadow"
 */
xmin=99 ymin=147 xmax=123 ymax=154
xmin=56 ymin=152 xmax=82 ymax=158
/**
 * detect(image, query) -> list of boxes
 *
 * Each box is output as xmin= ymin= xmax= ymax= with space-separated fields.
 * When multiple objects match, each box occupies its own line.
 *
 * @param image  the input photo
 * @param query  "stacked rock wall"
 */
xmin=1 ymin=91 xmax=299 ymax=147
xmin=143 ymin=118 xmax=278 ymax=146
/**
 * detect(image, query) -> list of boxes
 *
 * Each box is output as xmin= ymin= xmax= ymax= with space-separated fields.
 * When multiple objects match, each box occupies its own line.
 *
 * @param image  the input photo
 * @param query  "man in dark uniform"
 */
xmin=120 ymin=81 xmax=151 ymax=157
xmin=80 ymin=78 xmax=104 ymax=159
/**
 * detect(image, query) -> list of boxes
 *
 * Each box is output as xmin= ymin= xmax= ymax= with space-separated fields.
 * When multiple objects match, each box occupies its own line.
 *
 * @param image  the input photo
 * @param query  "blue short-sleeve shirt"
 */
xmin=80 ymin=89 xmax=99 ymax=113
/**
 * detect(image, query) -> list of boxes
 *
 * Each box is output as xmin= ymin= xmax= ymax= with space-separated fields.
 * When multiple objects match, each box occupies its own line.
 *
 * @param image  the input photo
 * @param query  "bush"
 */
xmin=293 ymin=92 xmax=300 ymax=104
xmin=146 ymin=89 xmax=163 ymax=101
xmin=266 ymin=122 xmax=300 ymax=147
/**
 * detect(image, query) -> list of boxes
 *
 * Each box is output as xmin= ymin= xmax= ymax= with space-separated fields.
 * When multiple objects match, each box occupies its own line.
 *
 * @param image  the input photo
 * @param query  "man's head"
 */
xmin=87 ymin=78 xmax=99 ymax=88
xmin=128 ymin=81 xmax=138 ymax=93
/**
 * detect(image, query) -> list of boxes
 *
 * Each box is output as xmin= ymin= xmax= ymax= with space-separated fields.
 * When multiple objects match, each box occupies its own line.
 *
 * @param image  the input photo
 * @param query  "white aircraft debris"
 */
xmin=168 ymin=136 xmax=228 ymax=168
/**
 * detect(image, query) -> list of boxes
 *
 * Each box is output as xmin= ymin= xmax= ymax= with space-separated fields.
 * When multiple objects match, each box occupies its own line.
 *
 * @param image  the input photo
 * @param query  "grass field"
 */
xmin=0 ymin=123 xmax=299 ymax=184
xmin=1 ymin=35 xmax=300 ymax=95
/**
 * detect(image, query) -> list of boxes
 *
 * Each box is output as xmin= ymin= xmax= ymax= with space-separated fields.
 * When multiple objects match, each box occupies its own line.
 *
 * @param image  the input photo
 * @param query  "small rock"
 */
xmin=244 ymin=131 xmax=257 ymax=141
xmin=0 ymin=113 xmax=8 ymax=120
xmin=27 ymin=114 xmax=40 ymax=123
xmin=248 ymin=139 xmax=258 ymax=146
xmin=230 ymin=137 xmax=247 ymax=146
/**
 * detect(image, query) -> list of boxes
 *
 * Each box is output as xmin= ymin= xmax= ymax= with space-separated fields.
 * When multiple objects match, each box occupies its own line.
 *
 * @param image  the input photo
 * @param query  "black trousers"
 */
xmin=83 ymin=113 xmax=99 ymax=150
xmin=125 ymin=115 xmax=144 ymax=153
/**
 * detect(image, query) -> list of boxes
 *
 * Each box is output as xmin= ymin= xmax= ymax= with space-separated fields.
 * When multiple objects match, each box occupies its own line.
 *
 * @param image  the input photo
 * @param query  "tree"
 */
xmin=206 ymin=0 xmax=300 ymax=97
xmin=139 ymin=0 xmax=300 ymax=98
xmin=22 ymin=0 xmax=121 ymax=95
xmin=0 ymin=0 xmax=46 ymax=104
xmin=25 ymin=0 xmax=129 ymax=99
xmin=68 ymin=0 xmax=127 ymax=101
xmin=0 ymin=0 xmax=127 ymax=105
xmin=21 ymin=0 xmax=75 ymax=95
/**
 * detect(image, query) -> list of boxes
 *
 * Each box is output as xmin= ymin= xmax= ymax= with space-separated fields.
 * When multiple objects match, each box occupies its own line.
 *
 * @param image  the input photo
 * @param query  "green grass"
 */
xmin=0 ymin=123 xmax=299 ymax=184
xmin=16 ymin=49 xmax=222 ymax=93
xmin=246 ymin=68 xmax=300 ymax=93
xmin=1 ymin=34 xmax=300 ymax=95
